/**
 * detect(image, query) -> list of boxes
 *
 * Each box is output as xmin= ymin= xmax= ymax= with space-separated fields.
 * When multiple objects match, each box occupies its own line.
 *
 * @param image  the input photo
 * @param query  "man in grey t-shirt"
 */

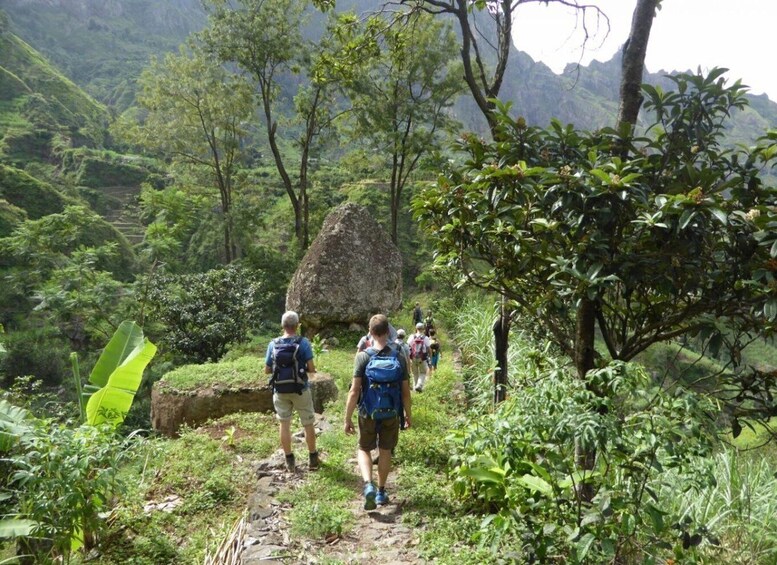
xmin=344 ymin=314 xmax=412 ymax=510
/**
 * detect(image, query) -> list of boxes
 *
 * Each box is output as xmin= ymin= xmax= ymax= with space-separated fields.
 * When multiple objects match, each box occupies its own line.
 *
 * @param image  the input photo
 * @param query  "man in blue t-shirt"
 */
xmin=264 ymin=310 xmax=319 ymax=472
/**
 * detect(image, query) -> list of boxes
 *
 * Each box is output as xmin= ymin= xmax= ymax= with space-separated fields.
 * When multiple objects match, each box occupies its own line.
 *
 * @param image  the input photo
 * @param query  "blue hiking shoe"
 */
xmin=363 ymin=482 xmax=377 ymax=510
xmin=376 ymin=489 xmax=389 ymax=506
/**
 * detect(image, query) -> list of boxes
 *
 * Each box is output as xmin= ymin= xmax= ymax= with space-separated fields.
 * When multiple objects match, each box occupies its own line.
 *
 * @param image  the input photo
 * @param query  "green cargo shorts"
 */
xmin=358 ymin=415 xmax=400 ymax=451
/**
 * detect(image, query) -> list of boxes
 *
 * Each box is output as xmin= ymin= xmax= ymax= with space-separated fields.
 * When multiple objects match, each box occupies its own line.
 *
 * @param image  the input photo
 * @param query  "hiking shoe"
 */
xmin=376 ymin=489 xmax=389 ymax=506
xmin=308 ymin=451 xmax=320 ymax=471
xmin=363 ymin=482 xmax=377 ymax=510
xmin=285 ymin=453 xmax=296 ymax=472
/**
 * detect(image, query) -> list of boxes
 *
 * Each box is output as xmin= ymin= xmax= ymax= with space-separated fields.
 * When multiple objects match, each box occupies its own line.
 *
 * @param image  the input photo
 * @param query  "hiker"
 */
xmin=412 ymin=301 xmax=423 ymax=326
xmin=409 ymin=322 xmax=431 ymax=392
xmin=357 ymin=319 xmax=398 ymax=353
xmin=428 ymin=329 xmax=441 ymax=375
xmin=356 ymin=332 xmax=373 ymax=353
xmin=395 ymin=328 xmax=411 ymax=361
xmin=344 ymin=314 xmax=412 ymax=510
xmin=264 ymin=310 xmax=320 ymax=472
xmin=424 ymin=309 xmax=435 ymax=337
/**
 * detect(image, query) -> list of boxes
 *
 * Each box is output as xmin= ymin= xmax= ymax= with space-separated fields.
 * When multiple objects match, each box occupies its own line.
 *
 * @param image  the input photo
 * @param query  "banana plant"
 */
xmin=77 ymin=321 xmax=157 ymax=427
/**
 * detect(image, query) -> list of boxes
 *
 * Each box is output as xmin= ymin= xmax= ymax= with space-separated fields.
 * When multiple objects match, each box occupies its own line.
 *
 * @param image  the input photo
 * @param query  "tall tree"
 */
xmin=114 ymin=47 xmax=252 ymax=263
xmin=416 ymin=67 xmax=777 ymax=486
xmin=201 ymin=0 xmax=342 ymax=250
xmin=399 ymin=0 xmax=608 ymax=400
xmin=340 ymin=12 xmax=464 ymax=243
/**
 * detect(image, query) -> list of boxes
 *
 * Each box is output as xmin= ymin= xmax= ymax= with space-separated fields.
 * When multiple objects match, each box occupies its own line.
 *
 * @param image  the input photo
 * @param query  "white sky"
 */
xmin=512 ymin=0 xmax=776 ymax=101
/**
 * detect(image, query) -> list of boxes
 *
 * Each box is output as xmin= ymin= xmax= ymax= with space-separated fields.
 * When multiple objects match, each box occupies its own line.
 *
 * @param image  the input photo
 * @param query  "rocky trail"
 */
xmin=206 ymin=353 xmax=463 ymax=564
xmin=207 ymin=427 xmax=423 ymax=565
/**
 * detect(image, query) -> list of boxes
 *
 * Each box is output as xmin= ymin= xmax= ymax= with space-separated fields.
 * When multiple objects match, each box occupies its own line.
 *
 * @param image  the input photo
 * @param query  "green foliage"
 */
xmin=100 ymin=415 xmax=271 ymax=563
xmin=0 ymin=206 xmax=137 ymax=353
xmin=331 ymin=10 xmax=464 ymax=241
xmin=660 ymin=448 xmax=777 ymax=563
xmin=0 ymin=403 xmax=137 ymax=562
xmin=0 ymin=164 xmax=68 ymax=222
xmin=0 ymin=325 xmax=69 ymax=386
xmin=284 ymin=480 xmax=353 ymax=539
xmin=113 ymin=46 xmax=253 ymax=262
xmin=145 ymin=263 xmax=270 ymax=363
xmin=449 ymin=360 xmax=717 ymax=562
xmin=416 ymin=69 xmax=777 ymax=419
xmin=2 ymin=1 xmax=205 ymax=111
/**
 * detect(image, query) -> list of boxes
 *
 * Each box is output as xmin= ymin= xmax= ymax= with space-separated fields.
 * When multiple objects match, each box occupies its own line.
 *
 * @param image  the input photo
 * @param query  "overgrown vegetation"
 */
xmin=2 ymin=1 xmax=777 ymax=563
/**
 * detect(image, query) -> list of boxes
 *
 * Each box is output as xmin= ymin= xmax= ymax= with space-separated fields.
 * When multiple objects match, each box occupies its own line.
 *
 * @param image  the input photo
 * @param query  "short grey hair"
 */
xmin=281 ymin=311 xmax=299 ymax=329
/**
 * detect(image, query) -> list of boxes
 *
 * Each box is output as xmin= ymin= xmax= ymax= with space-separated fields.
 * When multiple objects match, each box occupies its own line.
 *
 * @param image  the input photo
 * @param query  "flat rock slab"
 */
xmin=151 ymin=373 xmax=338 ymax=437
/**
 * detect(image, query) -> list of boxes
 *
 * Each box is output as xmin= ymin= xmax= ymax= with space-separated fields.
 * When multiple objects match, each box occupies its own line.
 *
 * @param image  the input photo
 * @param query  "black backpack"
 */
xmin=270 ymin=336 xmax=307 ymax=394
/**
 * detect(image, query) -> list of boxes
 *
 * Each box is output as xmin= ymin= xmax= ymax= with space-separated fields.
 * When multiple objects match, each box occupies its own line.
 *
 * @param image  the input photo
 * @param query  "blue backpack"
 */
xmin=270 ymin=336 xmax=307 ymax=394
xmin=360 ymin=346 xmax=404 ymax=424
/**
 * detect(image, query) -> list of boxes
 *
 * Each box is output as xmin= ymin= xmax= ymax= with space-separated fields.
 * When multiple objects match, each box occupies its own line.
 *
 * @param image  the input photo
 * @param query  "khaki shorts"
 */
xmin=273 ymin=388 xmax=315 ymax=427
xmin=358 ymin=415 xmax=400 ymax=451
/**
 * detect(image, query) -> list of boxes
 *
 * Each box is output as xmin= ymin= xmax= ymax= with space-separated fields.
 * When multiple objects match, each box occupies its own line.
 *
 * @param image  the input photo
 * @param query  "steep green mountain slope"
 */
xmin=0 ymin=0 xmax=206 ymax=109
xmin=0 ymin=23 xmax=109 ymax=166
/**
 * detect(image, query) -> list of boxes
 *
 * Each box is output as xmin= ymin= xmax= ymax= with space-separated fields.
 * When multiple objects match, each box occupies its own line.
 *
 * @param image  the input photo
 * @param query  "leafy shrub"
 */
xmin=145 ymin=263 xmax=271 ymax=363
xmin=0 ymin=325 xmax=69 ymax=386
xmin=0 ymin=404 xmax=137 ymax=563
xmin=449 ymin=361 xmax=718 ymax=563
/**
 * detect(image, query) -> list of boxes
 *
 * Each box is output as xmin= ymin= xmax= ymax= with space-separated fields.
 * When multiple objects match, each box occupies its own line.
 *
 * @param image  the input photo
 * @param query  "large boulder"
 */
xmin=286 ymin=203 xmax=402 ymax=330
xmin=150 ymin=356 xmax=338 ymax=437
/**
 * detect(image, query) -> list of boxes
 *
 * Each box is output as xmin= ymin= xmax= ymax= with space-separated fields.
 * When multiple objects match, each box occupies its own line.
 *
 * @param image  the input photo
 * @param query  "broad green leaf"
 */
xmin=0 ymin=519 xmax=38 ymax=539
xmin=576 ymin=533 xmax=596 ymax=561
xmin=86 ymin=323 xmax=157 ymax=427
xmin=463 ymin=468 xmax=504 ymax=484
xmin=516 ymin=474 xmax=553 ymax=495
xmin=590 ymin=169 xmax=611 ymax=184
xmin=644 ymin=503 xmax=666 ymax=533
xmin=679 ymin=209 xmax=696 ymax=230
xmin=0 ymin=400 xmax=32 ymax=452
xmin=770 ymin=239 xmax=777 ymax=258
xmin=710 ymin=207 xmax=728 ymax=225
xmin=89 ymin=321 xmax=146 ymax=388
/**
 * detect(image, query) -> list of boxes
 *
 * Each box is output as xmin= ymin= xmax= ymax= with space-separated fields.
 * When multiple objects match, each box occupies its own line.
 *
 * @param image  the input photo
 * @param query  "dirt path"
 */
xmin=233 ymin=443 xmax=422 ymax=564
xmin=233 ymin=350 xmax=464 ymax=564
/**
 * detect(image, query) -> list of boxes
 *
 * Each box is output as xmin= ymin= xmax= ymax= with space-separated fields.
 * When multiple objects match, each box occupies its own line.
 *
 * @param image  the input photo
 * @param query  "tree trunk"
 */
xmin=616 ymin=0 xmax=659 ymax=132
xmin=493 ymin=301 xmax=511 ymax=404
xmin=570 ymin=0 xmax=660 ymax=504
xmin=390 ymin=153 xmax=399 ymax=244
xmin=574 ymin=297 xmax=598 ymax=501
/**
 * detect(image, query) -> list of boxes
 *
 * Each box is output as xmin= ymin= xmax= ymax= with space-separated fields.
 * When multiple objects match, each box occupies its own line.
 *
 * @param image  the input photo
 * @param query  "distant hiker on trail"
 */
xmin=428 ymin=328 xmax=441 ymax=376
xmin=344 ymin=314 xmax=412 ymax=510
xmin=264 ymin=310 xmax=320 ymax=472
xmin=395 ymin=328 xmax=411 ymax=361
xmin=409 ymin=322 xmax=431 ymax=392
xmin=357 ymin=319 xmax=398 ymax=353
xmin=356 ymin=332 xmax=373 ymax=353
xmin=424 ymin=310 xmax=435 ymax=337
xmin=412 ymin=302 xmax=423 ymax=326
